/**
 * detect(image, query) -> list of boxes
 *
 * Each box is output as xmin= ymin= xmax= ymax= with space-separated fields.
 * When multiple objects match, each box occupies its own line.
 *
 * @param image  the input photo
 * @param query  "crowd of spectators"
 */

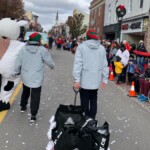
xmin=47 ymin=34 xmax=150 ymax=101
xmin=103 ymin=39 xmax=150 ymax=101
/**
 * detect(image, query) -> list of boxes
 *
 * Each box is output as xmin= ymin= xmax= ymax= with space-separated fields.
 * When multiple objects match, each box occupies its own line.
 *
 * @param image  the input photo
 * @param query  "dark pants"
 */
xmin=128 ymin=72 xmax=134 ymax=83
xmin=112 ymin=62 xmax=116 ymax=77
xmin=63 ymin=46 xmax=70 ymax=51
xmin=20 ymin=84 xmax=41 ymax=116
xmin=49 ymin=42 xmax=53 ymax=49
xmin=57 ymin=44 xmax=61 ymax=49
xmin=139 ymin=78 xmax=150 ymax=97
xmin=80 ymin=88 xmax=98 ymax=118
xmin=120 ymin=66 xmax=127 ymax=82
xmin=116 ymin=73 xmax=121 ymax=83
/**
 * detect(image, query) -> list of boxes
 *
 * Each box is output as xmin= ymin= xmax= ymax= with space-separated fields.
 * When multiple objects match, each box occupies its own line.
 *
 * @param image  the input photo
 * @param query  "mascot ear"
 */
xmin=17 ymin=20 xmax=28 ymax=27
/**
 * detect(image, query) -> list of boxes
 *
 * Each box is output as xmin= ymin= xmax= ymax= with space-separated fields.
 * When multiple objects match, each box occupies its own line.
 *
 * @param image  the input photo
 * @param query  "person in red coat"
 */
xmin=57 ymin=37 xmax=63 ymax=49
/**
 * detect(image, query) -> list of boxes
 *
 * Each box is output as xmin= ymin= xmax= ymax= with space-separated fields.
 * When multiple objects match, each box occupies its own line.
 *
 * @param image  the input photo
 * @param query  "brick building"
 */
xmin=89 ymin=0 xmax=105 ymax=38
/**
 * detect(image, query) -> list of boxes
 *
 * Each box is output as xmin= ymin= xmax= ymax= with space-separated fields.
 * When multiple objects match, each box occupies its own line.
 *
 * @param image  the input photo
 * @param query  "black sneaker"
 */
xmin=30 ymin=116 xmax=36 ymax=123
xmin=20 ymin=107 xmax=27 ymax=112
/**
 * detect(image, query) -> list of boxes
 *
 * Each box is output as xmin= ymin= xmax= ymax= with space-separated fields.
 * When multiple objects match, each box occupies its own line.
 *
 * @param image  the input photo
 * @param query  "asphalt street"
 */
xmin=0 ymin=49 xmax=150 ymax=150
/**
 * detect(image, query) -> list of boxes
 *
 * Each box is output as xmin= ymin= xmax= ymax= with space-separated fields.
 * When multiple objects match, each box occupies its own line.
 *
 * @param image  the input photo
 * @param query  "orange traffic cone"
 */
xmin=109 ymin=71 xmax=114 ymax=81
xmin=128 ymin=81 xmax=136 ymax=97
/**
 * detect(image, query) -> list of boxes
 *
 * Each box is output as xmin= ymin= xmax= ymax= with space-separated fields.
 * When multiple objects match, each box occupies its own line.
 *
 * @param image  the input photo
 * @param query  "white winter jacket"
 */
xmin=116 ymin=49 xmax=129 ymax=66
xmin=73 ymin=39 xmax=109 ymax=90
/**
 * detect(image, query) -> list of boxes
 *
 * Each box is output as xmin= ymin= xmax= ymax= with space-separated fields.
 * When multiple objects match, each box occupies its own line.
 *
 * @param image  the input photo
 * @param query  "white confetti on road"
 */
xmin=111 ymin=140 xmax=116 ymax=145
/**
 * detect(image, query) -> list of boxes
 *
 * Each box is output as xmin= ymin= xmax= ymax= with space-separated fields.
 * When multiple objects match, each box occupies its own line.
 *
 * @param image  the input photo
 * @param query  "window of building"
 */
xmin=128 ymin=0 xmax=133 ymax=12
xmin=139 ymin=0 xmax=144 ymax=8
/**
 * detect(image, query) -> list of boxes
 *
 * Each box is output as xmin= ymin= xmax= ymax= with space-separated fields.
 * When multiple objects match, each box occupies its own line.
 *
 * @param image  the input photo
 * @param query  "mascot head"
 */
xmin=0 ymin=18 xmax=28 ymax=40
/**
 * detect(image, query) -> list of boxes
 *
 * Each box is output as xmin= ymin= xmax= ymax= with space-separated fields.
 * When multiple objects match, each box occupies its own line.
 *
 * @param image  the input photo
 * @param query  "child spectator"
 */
xmin=127 ymin=55 xmax=137 ymax=83
xmin=114 ymin=56 xmax=124 ymax=84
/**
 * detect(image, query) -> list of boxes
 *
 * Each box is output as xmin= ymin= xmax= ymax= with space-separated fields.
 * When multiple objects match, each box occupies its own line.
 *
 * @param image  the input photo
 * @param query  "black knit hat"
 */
xmin=130 ymin=55 xmax=134 ymax=59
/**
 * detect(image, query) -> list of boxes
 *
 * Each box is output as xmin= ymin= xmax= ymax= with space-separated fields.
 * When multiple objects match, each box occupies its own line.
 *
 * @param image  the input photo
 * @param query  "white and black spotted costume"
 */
xmin=0 ymin=18 xmax=27 ymax=111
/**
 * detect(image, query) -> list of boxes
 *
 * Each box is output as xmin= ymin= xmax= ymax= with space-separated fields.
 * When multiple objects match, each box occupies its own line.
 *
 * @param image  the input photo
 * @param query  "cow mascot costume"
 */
xmin=0 ymin=18 xmax=27 ymax=112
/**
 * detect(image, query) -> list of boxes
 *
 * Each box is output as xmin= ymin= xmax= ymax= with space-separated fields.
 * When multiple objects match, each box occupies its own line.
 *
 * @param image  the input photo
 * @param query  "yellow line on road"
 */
xmin=0 ymin=82 xmax=22 ymax=124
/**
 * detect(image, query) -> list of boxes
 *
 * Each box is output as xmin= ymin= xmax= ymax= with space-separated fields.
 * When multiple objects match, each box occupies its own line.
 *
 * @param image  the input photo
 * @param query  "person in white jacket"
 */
xmin=116 ymin=43 xmax=130 ymax=83
xmin=73 ymin=29 xmax=109 ymax=118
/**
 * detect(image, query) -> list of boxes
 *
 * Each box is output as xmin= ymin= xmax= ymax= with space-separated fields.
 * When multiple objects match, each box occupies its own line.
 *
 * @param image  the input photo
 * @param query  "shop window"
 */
xmin=139 ymin=0 xmax=144 ymax=8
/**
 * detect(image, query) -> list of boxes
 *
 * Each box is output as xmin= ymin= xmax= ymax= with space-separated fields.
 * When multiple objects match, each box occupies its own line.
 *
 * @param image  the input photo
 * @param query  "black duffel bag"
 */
xmin=85 ymin=122 xmax=110 ymax=150
xmin=55 ymin=104 xmax=85 ymax=129
xmin=54 ymin=125 xmax=93 ymax=150
xmin=52 ymin=104 xmax=86 ymax=141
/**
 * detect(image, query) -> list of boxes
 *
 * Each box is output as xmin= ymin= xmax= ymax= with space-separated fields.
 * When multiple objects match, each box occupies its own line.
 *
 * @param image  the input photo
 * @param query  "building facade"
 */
xmin=89 ymin=0 xmax=105 ymax=38
xmin=104 ymin=0 xmax=150 ymax=49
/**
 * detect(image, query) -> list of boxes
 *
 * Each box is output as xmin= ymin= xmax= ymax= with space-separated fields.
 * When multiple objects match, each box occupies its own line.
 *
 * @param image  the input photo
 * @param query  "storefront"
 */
xmin=121 ymin=17 xmax=148 ymax=45
xmin=104 ymin=23 xmax=118 ymax=41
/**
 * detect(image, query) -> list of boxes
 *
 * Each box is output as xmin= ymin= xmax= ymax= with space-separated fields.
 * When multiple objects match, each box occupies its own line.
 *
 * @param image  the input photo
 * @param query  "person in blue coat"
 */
xmin=14 ymin=32 xmax=55 ymax=123
xmin=73 ymin=29 xmax=109 ymax=118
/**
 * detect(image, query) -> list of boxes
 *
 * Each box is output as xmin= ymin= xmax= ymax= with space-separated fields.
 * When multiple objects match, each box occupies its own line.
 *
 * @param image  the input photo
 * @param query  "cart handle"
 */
xmin=73 ymin=87 xmax=80 ymax=94
xmin=73 ymin=87 xmax=80 ymax=106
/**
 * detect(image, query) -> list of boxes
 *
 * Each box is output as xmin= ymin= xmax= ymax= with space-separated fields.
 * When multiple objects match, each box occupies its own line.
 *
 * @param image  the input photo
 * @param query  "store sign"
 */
xmin=122 ymin=22 xmax=141 ymax=30
xmin=122 ymin=24 xmax=128 ymax=30
xmin=121 ymin=19 xmax=143 ymax=33
xmin=130 ymin=22 xmax=141 ymax=29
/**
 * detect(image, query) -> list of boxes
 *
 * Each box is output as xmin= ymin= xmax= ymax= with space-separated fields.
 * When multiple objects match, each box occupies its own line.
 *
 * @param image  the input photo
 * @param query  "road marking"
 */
xmin=0 ymin=82 xmax=22 ymax=124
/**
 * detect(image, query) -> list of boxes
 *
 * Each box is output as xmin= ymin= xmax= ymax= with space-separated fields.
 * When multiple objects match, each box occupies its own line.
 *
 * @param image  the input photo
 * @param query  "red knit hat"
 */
xmin=86 ymin=29 xmax=99 ymax=40
xmin=29 ymin=32 xmax=42 ymax=42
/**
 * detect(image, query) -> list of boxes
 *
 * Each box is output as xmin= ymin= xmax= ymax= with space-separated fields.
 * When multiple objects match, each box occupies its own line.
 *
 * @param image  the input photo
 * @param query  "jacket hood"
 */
xmin=83 ymin=39 xmax=101 ymax=49
xmin=26 ymin=45 xmax=40 ymax=54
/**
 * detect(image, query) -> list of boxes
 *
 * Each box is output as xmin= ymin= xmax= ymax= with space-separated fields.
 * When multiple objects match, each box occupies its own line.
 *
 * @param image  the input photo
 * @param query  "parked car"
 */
xmin=24 ymin=32 xmax=49 ymax=49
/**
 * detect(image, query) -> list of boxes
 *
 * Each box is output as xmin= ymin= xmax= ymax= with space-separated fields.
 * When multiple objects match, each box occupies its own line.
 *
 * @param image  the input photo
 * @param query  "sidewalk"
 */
xmin=111 ymin=81 xmax=150 ymax=113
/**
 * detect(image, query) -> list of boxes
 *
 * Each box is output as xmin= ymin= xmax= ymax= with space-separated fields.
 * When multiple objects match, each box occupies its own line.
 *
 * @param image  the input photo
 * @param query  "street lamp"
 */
xmin=118 ymin=17 xmax=123 ymax=43
xmin=116 ymin=5 xmax=126 ymax=43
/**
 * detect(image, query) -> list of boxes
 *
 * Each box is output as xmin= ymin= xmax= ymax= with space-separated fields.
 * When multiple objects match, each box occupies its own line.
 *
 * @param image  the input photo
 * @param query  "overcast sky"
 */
xmin=23 ymin=0 xmax=91 ymax=31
